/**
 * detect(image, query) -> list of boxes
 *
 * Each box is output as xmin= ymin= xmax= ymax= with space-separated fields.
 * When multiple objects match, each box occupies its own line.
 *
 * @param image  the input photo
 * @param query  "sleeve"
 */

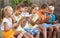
xmin=25 ymin=13 xmax=30 ymax=17
xmin=27 ymin=13 xmax=29 ymax=15
xmin=46 ymin=12 xmax=49 ymax=16
xmin=52 ymin=14 xmax=55 ymax=21
xmin=1 ymin=18 xmax=8 ymax=30
xmin=2 ymin=18 xmax=8 ymax=24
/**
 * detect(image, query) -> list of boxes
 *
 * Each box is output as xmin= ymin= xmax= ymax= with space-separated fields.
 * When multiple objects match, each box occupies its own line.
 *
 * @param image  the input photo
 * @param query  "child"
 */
xmin=14 ymin=17 xmax=34 ymax=38
xmin=20 ymin=4 xmax=30 ymax=17
xmin=1 ymin=6 xmax=25 ymax=38
xmin=36 ymin=4 xmax=49 ymax=38
xmin=11 ymin=5 xmax=25 ymax=38
xmin=46 ymin=6 xmax=59 ymax=38
xmin=11 ymin=5 xmax=34 ymax=38
xmin=12 ymin=4 xmax=22 ymax=24
xmin=31 ymin=5 xmax=39 ymax=14
xmin=1 ymin=6 xmax=14 ymax=38
xmin=24 ymin=17 xmax=40 ymax=38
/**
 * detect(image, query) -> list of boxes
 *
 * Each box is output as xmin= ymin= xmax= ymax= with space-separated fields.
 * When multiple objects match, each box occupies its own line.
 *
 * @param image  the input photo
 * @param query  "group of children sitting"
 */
xmin=1 ymin=4 xmax=59 ymax=38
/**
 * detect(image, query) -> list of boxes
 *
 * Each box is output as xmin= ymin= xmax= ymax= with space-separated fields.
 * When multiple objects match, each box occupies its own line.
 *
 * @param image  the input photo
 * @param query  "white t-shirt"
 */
xmin=16 ymin=21 xmax=29 ymax=32
xmin=1 ymin=18 xmax=12 ymax=31
xmin=21 ymin=12 xmax=30 ymax=17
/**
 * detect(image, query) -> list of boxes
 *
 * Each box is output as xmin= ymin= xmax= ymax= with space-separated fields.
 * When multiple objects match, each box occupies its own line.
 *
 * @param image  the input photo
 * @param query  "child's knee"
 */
xmin=42 ymin=27 xmax=46 ymax=32
xmin=53 ymin=26 xmax=59 ymax=32
xmin=48 ymin=27 xmax=53 ymax=32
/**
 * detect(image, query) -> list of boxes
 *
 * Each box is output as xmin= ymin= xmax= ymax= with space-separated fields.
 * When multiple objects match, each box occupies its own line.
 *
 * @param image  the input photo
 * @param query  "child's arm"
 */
xmin=52 ymin=14 xmax=57 ymax=24
xmin=11 ymin=15 xmax=16 ymax=23
xmin=40 ymin=16 xmax=51 ymax=23
xmin=4 ymin=22 xmax=11 ymax=31
xmin=12 ymin=17 xmax=24 ymax=28
xmin=52 ymin=21 xmax=57 ymax=24
xmin=12 ymin=21 xmax=20 ymax=28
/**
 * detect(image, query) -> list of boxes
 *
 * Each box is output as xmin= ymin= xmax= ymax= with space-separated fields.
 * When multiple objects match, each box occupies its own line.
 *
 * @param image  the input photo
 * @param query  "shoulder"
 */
xmin=2 ymin=18 xmax=8 ymax=26
xmin=46 ymin=12 xmax=49 ymax=16
xmin=52 ymin=14 xmax=55 ymax=17
xmin=37 ymin=10 xmax=41 ymax=15
xmin=2 ymin=18 xmax=8 ymax=22
xmin=2 ymin=18 xmax=12 ymax=23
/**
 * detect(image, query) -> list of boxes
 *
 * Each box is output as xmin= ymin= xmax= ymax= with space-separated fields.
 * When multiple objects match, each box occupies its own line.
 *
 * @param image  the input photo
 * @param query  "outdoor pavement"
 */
xmin=0 ymin=23 xmax=60 ymax=38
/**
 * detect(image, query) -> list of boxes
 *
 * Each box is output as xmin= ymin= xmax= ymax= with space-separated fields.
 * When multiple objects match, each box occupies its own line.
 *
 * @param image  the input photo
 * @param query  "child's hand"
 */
xmin=46 ymin=16 xmax=51 ymax=19
xmin=52 ymin=21 xmax=58 ymax=24
xmin=12 ymin=23 xmax=18 ymax=28
xmin=43 ymin=16 xmax=51 ymax=23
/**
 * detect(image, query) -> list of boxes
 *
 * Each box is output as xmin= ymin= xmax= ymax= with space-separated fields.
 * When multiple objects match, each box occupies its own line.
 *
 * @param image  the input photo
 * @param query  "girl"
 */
xmin=1 ymin=6 xmax=24 ymax=38
xmin=24 ymin=15 xmax=40 ymax=38
xmin=31 ymin=5 xmax=39 ymax=22
xmin=1 ymin=6 xmax=14 ymax=38
xmin=31 ymin=5 xmax=39 ymax=14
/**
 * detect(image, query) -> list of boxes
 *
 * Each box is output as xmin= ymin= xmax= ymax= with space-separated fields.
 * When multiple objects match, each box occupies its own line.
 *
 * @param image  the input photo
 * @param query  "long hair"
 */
xmin=1 ymin=8 xmax=5 ymax=19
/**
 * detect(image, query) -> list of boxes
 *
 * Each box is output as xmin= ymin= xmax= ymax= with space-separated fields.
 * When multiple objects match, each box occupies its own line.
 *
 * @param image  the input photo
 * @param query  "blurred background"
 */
xmin=0 ymin=0 xmax=60 ymax=38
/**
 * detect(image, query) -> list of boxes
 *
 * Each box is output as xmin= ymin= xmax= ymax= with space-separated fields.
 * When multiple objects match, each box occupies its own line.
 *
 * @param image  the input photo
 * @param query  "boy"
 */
xmin=20 ymin=4 xmax=30 ymax=17
xmin=46 ymin=6 xmax=59 ymax=38
xmin=36 ymin=4 xmax=49 ymax=38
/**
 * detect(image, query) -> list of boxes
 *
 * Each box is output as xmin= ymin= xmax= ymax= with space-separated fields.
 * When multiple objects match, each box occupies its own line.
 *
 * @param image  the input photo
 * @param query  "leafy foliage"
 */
xmin=10 ymin=0 xmax=32 ymax=8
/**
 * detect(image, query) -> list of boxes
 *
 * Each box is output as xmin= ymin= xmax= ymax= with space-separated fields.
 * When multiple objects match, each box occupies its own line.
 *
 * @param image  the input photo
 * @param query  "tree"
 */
xmin=9 ymin=0 xmax=32 ymax=8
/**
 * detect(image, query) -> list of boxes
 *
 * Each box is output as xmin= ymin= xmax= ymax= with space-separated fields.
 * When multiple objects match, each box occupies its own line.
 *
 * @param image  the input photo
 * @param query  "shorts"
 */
xmin=41 ymin=23 xmax=54 ymax=28
xmin=24 ymin=28 xmax=39 ymax=35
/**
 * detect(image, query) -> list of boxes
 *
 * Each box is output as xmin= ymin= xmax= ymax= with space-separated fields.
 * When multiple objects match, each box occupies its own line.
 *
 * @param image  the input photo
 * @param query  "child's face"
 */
xmin=21 ymin=7 xmax=25 ymax=12
xmin=32 ymin=7 xmax=39 ymax=14
xmin=6 ymin=7 xmax=13 ymax=17
xmin=15 ymin=9 xmax=21 ymax=15
xmin=24 ymin=7 xmax=28 ymax=12
xmin=48 ymin=10 xmax=53 ymax=14
xmin=34 ymin=7 xmax=39 ymax=11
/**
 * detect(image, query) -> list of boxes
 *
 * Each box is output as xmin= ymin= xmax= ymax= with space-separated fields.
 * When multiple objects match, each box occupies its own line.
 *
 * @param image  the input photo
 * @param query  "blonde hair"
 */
xmin=4 ymin=6 xmax=12 ymax=13
xmin=48 ymin=6 xmax=55 ymax=13
xmin=3 ymin=6 xmax=13 ymax=17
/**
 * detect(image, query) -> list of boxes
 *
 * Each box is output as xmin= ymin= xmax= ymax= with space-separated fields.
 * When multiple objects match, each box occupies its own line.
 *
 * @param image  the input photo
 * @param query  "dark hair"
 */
xmin=20 ymin=1 xmax=28 ymax=8
xmin=32 ymin=5 xmax=37 ymax=9
xmin=16 ymin=4 xmax=21 ymax=10
xmin=41 ymin=4 xmax=48 ymax=9
xmin=20 ymin=4 xmax=28 ymax=8
xmin=49 ymin=3 xmax=54 ymax=6
xmin=23 ymin=1 xmax=28 ymax=7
